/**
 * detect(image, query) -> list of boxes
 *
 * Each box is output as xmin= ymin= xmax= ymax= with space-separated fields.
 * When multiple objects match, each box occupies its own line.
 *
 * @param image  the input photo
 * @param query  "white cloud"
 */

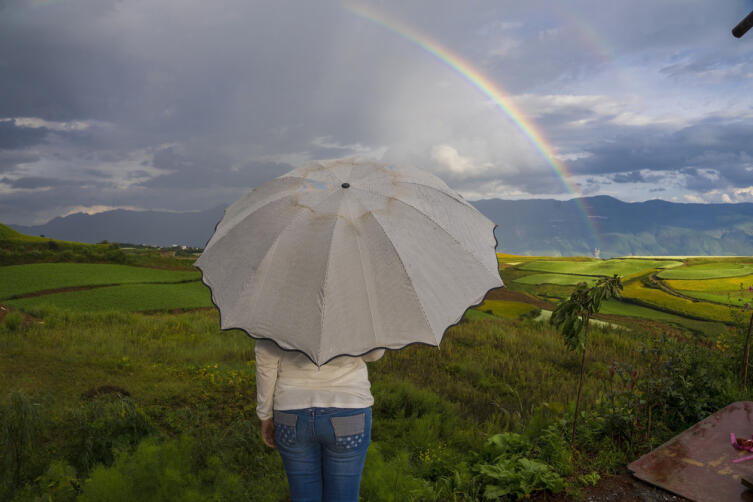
xmin=430 ymin=144 xmax=488 ymax=178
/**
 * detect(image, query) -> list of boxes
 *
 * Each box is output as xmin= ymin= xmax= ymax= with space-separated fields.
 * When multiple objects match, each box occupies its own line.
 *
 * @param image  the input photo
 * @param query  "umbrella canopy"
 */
xmin=196 ymin=159 xmax=502 ymax=365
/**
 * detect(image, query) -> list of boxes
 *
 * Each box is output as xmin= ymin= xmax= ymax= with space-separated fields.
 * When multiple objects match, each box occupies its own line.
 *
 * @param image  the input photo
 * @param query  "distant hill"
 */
xmin=11 ymin=207 xmax=226 ymax=248
xmin=474 ymin=195 xmax=753 ymax=257
xmin=9 ymin=196 xmax=753 ymax=256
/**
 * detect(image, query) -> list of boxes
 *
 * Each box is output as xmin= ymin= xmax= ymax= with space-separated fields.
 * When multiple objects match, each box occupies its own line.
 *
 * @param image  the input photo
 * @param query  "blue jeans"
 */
xmin=274 ymin=407 xmax=372 ymax=502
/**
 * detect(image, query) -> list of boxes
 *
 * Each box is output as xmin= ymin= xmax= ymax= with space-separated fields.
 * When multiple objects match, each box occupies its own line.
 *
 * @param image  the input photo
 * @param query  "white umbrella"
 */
xmin=196 ymin=158 xmax=502 ymax=365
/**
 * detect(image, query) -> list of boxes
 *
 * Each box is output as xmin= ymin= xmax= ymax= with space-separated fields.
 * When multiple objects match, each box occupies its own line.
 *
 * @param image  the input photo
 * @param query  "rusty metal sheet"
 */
xmin=628 ymin=401 xmax=753 ymax=502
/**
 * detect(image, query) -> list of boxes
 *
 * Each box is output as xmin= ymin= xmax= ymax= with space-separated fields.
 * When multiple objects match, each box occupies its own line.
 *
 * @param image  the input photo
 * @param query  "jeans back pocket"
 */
xmin=274 ymin=411 xmax=298 ymax=447
xmin=330 ymin=413 xmax=366 ymax=450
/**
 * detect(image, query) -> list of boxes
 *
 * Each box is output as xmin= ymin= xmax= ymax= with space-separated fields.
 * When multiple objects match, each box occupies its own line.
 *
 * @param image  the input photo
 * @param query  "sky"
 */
xmin=1 ymin=0 xmax=753 ymax=225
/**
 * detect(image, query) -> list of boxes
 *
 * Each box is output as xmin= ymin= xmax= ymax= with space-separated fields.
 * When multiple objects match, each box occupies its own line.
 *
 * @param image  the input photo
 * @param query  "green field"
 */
xmin=599 ymin=299 xmax=729 ymax=337
xmin=658 ymin=262 xmax=753 ymax=280
xmin=474 ymin=299 xmax=539 ymax=319
xmin=513 ymin=273 xmax=598 ymax=286
xmin=6 ymin=281 xmax=212 ymax=313
xmin=0 ymin=263 xmax=201 ymax=299
xmin=518 ymin=258 xmax=682 ymax=277
xmin=2 ymin=233 xmax=753 ymax=501
xmin=677 ymin=290 xmax=752 ymax=307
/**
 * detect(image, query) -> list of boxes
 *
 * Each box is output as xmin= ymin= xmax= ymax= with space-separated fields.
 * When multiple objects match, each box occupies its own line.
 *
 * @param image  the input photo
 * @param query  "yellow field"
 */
xmin=622 ymin=280 xmax=734 ymax=323
xmin=665 ymin=274 xmax=753 ymax=292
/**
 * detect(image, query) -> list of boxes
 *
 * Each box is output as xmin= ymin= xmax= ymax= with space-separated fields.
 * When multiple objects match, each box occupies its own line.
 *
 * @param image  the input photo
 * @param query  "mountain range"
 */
xmin=9 ymin=195 xmax=753 ymax=257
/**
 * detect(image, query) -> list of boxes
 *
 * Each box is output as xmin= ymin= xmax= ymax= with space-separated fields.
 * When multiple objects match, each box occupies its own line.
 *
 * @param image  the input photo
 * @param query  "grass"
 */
xmin=0 ymin=263 xmax=201 ymax=299
xmin=513 ymin=273 xmax=598 ymax=286
xmin=2 ymin=251 xmax=752 ymax=500
xmin=658 ymin=263 xmax=753 ymax=280
xmin=0 ymin=306 xmax=656 ymax=500
xmin=0 ymin=223 xmax=49 ymax=243
xmin=474 ymin=299 xmax=539 ymax=320
xmin=517 ymin=259 xmax=682 ymax=277
xmin=6 ymin=282 xmax=212 ymax=313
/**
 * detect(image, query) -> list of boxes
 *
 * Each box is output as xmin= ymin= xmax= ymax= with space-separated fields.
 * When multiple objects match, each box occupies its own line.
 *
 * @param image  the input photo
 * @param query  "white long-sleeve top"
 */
xmin=254 ymin=339 xmax=385 ymax=421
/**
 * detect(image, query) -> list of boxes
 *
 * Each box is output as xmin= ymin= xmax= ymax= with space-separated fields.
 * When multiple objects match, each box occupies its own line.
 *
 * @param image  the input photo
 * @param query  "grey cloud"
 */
xmin=0 ymin=120 xmax=49 ymax=148
xmin=0 ymin=150 xmax=40 ymax=173
xmin=612 ymin=171 xmax=645 ymax=183
xmin=143 ymin=146 xmax=291 ymax=190
xmin=0 ymin=176 xmax=83 ymax=189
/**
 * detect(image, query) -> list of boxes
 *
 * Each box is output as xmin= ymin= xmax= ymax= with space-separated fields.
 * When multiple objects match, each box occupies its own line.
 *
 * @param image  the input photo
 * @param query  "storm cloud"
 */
xmin=1 ymin=0 xmax=753 ymax=224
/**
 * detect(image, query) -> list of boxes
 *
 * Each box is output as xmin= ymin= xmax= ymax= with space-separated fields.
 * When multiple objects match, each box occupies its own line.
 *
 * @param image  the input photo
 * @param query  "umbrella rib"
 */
xmin=204 ymin=176 xmax=316 ymax=253
xmin=392 ymin=180 xmax=472 ymax=207
xmin=365 ymin=209 xmax=437 ymax=344
xmin=238 ymin=188 xmax=340 ymax=329
xmin=347 ymin=197 xmax=379 ymax=350
xmin=353 ymin=186 xmax=497 ymax=277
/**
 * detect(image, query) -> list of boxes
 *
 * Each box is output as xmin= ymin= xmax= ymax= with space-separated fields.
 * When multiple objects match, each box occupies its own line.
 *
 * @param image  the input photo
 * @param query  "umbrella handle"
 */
xmin=733 ymin=10 xmax=753 ymax=38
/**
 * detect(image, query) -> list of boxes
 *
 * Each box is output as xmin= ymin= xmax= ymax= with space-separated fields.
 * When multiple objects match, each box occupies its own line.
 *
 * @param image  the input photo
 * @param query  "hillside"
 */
xmin=8 ymin=196 xmax=753 ymax=256
xmin=474 ymin=196 xmax=753 ymax=257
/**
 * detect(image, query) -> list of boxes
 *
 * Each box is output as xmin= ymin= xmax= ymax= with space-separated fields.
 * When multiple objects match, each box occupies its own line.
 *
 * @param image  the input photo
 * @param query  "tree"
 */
xmin=550 ymin=275 xmax=623 ymax=448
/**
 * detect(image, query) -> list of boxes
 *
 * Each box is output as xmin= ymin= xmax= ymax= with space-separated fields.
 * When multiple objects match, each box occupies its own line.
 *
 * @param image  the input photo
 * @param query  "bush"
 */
xmin=78 ymin=435 xmax=245 ymax=502
xmin=0 ymin=391 xmax=43 ymax=500
xmin=2 ymin=311 xmax=24 ymax=332
xmin=64 ymin=396 xmax=153 ymax=474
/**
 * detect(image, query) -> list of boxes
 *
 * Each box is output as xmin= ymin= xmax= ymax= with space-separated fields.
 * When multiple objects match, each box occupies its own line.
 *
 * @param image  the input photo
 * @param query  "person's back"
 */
xmin=255 ymin=340 xmax=383 ymax=502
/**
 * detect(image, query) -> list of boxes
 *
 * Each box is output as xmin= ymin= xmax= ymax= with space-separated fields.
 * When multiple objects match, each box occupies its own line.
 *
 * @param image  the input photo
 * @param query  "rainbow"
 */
xmin=345 ymin=2 xmax=602 ymax=249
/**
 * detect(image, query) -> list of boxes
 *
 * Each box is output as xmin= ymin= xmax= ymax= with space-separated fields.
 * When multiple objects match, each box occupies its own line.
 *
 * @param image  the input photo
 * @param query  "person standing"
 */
xmin=255 ymin=339 xmax=384 ymax=502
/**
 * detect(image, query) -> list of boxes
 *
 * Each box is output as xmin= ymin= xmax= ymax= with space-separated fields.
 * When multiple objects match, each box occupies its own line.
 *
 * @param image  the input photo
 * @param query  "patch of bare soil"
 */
xmin=531 ymin=473 xmax=689 ymax=502
xmin=485 ymin=287 xmax=556 ymax=310
xmin=11 ymin=284 xmax=114 ymax=299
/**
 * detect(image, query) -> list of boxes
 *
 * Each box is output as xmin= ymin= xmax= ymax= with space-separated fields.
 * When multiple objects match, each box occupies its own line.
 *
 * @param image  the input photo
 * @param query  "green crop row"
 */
xmin=512 ymin=273 xmax=598 ymax=286
xmin=0 ymin=263 xmax=201 ymax=299
xmin=518 ymin=259 xmax=681 ymax=277
xmin=658 ymin=262 xmax=753 ymax=280
xmin=6 ymin=282 xmax=212 ymax=313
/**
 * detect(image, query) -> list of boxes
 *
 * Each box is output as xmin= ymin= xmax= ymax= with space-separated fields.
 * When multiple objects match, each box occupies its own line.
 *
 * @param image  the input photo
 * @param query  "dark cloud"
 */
xmin=1 ymin=0 xmax=752 ymax=224
xmin=612 ymin=171 xmax=645 ymax=183
xmin=0 ymin=150 xmax=40 ymax=173
xmin=0 ymin=176 xmax=82 ymax=189
xmin=0 ymin=120 xmax=49 ymax=148
xmin=143 ymin=146 xmax=292 ymax=190
xmin=570 ymin=119 xmax=753 ymax=191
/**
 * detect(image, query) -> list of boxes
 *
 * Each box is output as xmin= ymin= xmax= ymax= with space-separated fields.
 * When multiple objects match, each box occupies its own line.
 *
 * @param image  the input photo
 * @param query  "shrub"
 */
xmin=78 ymin=435 xmax=245 ymax=502
xmin=2 ymin=311 xmax=24 ymax=332
xmin=0 ymin=391 xmax=43 ymax=499
xmin=64 ymin=396 xmax=153 ymax=474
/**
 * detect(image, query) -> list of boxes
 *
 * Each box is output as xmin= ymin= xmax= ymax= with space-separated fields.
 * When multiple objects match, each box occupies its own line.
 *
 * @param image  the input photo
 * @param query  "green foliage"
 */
xmin=360 ymin=443 xmax=434 ymax=501
xmin=64 ymin=396 xmax=154 ymax=474
xmin=78 ymin=435 xmax=246 ymax=502
xmin=475 ymin=433 xmax=564 ymax=500
xmin=550 ymin=276 xmax=623 ymax=351
xmin=36 ymin=460 xmax=80 ymax=502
